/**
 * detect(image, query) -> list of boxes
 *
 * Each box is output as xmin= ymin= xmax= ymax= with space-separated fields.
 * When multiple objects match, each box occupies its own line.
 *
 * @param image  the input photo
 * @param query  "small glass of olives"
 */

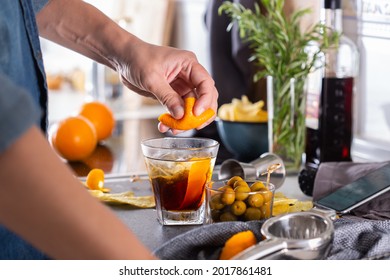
xmin=205 ymin=176 xmax=275 ymax=223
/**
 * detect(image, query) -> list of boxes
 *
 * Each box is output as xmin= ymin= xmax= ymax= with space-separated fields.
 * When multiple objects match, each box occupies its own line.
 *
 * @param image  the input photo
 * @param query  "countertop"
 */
xmin=100 ymin=174 xmax=309 ymax=251
xmin=50 ymin=90 xmax=311 ymax=251
xmin=65 ymin=114 xmax=311 ymax=251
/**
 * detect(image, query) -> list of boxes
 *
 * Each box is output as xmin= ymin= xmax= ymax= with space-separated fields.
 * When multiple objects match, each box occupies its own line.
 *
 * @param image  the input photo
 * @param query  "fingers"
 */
xmin=184 ymin=63 xmax=219 ymax=117
xmin=157 ymin=122 xmax=170 ymax=134
xmin=170 ymin=78 xmax=193 ymax=98
xmin=119 ymin=43 xmax=218 ymax=133
xmin=157 ymin=122 xmax=185 ymax=135
xmin=158 ymin=61 xmax=219 ymax=133
xmin=146 ymin=74 xmax=185 ymax=120
xmin=158 ymin=97 xmax=214 ymax=131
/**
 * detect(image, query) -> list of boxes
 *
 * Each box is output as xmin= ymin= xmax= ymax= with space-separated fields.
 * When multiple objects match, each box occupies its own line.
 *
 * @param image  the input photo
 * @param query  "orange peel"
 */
xmin=158 ymin=97 xmax=215 ymax=130
xmin=219 ymin=230 xmax=257 ymax=260
xmin=85 ymin=168 xmax=110 ymax=193
xmin=179 ymin=157 xmax=211 ymax=210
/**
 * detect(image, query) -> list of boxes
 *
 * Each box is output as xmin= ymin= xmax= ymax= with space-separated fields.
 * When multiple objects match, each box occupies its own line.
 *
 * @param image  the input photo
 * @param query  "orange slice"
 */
xmin=179 ymin=158 xmax=211 ymax=210
xmin=158 ymin=97 xmax=215 ymax=130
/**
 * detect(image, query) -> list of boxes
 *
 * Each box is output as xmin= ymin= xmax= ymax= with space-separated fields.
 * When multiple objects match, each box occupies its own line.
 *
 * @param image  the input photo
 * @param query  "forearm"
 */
xmin=0 ymin=126 xmax=154 ymax=260
xmin=36 ymin=0 xmax=140 ymax=70
xmin=36 ymin=0 xmax=219 ymax=131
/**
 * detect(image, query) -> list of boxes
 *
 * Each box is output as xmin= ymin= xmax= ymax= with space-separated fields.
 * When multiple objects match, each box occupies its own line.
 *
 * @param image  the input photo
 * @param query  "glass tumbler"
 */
xmin=141 ymin=137 xmax=219 ymax=225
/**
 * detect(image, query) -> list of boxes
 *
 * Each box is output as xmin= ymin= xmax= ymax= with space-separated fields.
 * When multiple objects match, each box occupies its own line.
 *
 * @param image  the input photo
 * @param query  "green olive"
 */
xmin=250 ymin=181 xmax=268 ymax=192
xmin=209 ymin=194 xmax=224 ymax=210
xmin=217 ymin=185 xmax=232 ymax=192
xmin=234 ymin=184 xmax=251 ymax=201
xmin=220 ymin=187 xmax=236 ymax=205
xmin=227 ymin=176 xmax=244 ymax=187
xmin=210 ymin=209 xmax=221 ymax=222
xmin=233 ymin=180 xmax=249 ymax=189
xmin=261 ymin=202 xmax=272 ymax=218
xmin=244 ymin=207 xmax=262 ymax=221
xmin=231 ymin=200 xmax=247 ymax=216
xmin=220 ymin=212 xmax=238 ymax=222
xmin=261 ymin=190 xmax=273 ymax=203
xmin=247 ymin=193 xmax=264 ymax=208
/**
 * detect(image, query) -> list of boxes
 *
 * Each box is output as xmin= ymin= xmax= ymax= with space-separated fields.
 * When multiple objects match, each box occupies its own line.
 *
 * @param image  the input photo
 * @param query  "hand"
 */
xmin=117 ymin=39 xmax=218 ymax=134
xmin=37 ymin=0 xmax=218 ymax=134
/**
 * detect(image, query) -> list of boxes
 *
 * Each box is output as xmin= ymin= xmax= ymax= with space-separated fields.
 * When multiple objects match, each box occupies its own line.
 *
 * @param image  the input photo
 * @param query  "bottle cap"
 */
xmin=324 ymin=0 xmax=341 ymax=9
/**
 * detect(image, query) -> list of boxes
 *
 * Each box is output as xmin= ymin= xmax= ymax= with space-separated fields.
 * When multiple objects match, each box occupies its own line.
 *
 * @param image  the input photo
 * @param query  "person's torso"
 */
xmin=0 ymin=0 xmax=48 ymax=131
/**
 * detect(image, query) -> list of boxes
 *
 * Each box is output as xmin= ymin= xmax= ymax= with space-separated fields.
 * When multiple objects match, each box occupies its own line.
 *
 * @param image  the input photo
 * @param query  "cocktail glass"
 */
xmin=141 ymin=137 xmax=219 ymax=225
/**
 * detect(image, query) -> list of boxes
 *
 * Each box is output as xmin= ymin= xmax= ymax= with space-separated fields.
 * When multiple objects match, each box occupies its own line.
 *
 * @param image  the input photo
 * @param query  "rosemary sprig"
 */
xmin=219 ymin=0 xmax=338 ymax=80
xmin=219 ymin=0 xmax=339 ymax=169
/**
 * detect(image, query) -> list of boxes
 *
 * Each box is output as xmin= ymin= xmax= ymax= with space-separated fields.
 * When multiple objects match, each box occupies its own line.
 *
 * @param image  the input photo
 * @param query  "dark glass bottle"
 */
xmin=299 ymin=0 xmax=359 ymax=196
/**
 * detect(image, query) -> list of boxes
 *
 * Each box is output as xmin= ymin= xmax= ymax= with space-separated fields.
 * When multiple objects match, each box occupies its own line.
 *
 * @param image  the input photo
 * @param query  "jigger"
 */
xmin=218 ymin=152 xmax=286 ymax=189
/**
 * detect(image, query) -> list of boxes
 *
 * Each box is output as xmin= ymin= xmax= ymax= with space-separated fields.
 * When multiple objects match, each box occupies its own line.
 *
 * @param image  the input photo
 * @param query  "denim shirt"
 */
xmin=0 ymin=0 xmax=49 ymax=131
xmin=0 ymin=0 xmax=53 ymax=259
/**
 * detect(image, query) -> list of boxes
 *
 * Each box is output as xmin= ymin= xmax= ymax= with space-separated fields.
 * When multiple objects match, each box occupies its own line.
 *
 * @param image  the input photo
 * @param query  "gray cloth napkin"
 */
xmin=153 ymin=217 xmax=390 ymax=260
xmin=154 ymin=161 xmax=390 ymax=260
xmin=153 ymin=221 xmax=264 ymax=260
xmin=329 ymin=217 xmax=390 ymax=260
xmin=313 ymin=161 xmax=390 ymax=219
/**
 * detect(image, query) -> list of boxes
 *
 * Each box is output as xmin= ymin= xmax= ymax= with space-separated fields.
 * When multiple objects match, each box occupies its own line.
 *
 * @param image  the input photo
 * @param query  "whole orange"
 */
xmin=52 ymin=116 xmax=98 ymax=161
xmin=79 ymin=101 xmax=115 ymax=141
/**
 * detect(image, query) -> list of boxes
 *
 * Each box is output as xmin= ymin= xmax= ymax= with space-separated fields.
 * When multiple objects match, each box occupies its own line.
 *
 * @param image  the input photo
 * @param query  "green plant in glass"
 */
xmin=219 ymin=0 xmax=339 ymax=172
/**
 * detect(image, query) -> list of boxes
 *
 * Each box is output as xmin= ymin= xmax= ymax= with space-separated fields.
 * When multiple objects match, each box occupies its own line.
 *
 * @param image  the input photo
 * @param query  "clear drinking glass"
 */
xmin=267 ymin=75 xmax=307 ymax=174
xmin=205 ymin=180 xmax=275 ymax=224
xmin=141 ymin=137 xmax=219 ymax=225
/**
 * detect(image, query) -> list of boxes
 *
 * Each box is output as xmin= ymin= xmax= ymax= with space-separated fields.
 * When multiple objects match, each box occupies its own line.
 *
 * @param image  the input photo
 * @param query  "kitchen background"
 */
xmin=43 ymin=0 xmax=208 ymax=124
xmin=42 ymin=0 xmax=390 ymax=163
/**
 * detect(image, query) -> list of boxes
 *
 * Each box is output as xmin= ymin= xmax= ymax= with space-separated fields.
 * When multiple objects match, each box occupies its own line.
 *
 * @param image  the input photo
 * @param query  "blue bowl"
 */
xmin=216 ymin=118 xmax=269 ymax=162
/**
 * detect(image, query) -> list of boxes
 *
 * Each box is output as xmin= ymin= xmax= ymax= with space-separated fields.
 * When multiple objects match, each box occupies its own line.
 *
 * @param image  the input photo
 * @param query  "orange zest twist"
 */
xmin=85 ymin=168 xmax=110 ymax=193
xmin=158 ymin=97 xmax=215 ymax=130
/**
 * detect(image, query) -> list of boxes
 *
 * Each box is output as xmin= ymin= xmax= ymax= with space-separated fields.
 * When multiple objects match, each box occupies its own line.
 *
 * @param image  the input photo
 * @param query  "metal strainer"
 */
xmin=233 ymin=208 xmax=336 ymax=260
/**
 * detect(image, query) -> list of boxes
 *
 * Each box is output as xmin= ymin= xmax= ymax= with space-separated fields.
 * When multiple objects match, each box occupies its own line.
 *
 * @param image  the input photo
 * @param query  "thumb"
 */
xmin=154 ymin=83 xmax=185 ymax=119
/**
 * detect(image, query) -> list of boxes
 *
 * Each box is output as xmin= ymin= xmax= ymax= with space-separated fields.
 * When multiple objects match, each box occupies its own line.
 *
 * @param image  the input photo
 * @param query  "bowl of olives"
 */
xmin=205 ymin=176 xmax=275 ymax=223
